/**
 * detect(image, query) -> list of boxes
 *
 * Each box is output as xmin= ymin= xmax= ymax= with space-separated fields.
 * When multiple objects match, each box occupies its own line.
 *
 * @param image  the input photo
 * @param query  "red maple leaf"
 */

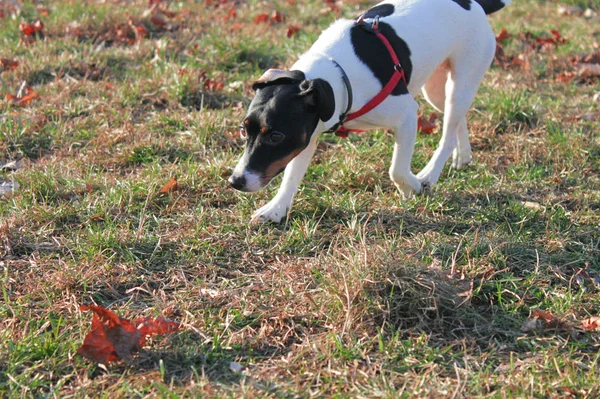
xmin=77 ymin=305 xmax=181 ymax=364
xmin=287 ymin=25 xmax=300 ymax=38
xmin=0 ymin=58 xmax=19 ymax=70
xmin=253 ymin=13 xmax=269 ymax=24
xmin=271 ymin=10 xmax=284 ymax=23
xmin=203 ymin=78 xmax=225 ymax=91
xmin=5 ymin=85 xmax=40 ymax=107
xmin=496 ymin=28 xmax=511 ymax=43
xmin=418 ymin=113 xmax=438 ymax=134
xmin=19 ymin=20 xmax=44 ymax=37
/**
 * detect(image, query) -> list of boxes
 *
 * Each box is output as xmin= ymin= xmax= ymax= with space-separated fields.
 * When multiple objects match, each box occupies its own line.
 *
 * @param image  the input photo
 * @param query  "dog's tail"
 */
xmin=474 ymin=0 xmax=511 ymax=14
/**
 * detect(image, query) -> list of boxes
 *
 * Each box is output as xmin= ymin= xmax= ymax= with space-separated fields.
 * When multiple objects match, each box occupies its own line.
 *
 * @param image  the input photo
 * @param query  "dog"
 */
xmin=230 ymin=0 xmax=511 ymax=223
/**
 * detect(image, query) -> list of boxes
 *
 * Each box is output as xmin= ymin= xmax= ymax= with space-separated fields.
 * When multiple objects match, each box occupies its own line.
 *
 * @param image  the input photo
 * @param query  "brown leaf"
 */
xmin=287 ymin=25 xmax=300 ymax=38
xmin=0 ymin=58 xmax=19 ymax=71
xmin=223 ymin=7 xmax=236 ymax=21
xmin=203 ymin=78 xmax=225 ymax=91
xmin=531 ymin=308 xmax=577 ymax=334
xmin=535 ymin=30 xmax=566 ymax=47
xmin=271 ymin=10 xmax=284 ymax=24
xmin=253 ymin=13 xmax=269 ymax=24
xmin=158 ymin=177 xmax=178 ymax=194
xmin=566 ymin=113 xmax=600 ymax=122
xmin=581 ymin=316 xmax=600 ymax=331
xmin=78 ymin=305 xmax=142 ymax=364
xmin=78 ymin=305 xmax=181 ymax=364
xmin=19 ymin=20 xmax=44 ymax=38
xmin=5 ymin=85 xmax=40 ymax=107
xmin=496 ymin=28 xmax=511 ymax=43
xmin=556 ymin=71 xmax=578 ymax=83
xmin=134 ymin=316 xmax=181 ymax=345
xmin=418 ymin=113 xmax=438 ymax=134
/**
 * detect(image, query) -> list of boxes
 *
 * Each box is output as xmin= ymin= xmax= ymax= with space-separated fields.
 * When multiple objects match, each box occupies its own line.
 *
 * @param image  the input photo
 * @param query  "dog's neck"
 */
xmin=292 ymin=53 xmax=350 ymax=134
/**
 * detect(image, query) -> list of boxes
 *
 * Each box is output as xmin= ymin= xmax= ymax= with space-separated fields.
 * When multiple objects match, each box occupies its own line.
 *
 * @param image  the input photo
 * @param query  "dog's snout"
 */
xmin=229 ymin=174 xmax=247 ymax=191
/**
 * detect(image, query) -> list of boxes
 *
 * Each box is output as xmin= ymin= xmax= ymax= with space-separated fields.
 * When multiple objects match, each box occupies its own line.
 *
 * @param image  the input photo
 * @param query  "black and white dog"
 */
xmin=230 ymin=0 xmax=511 ymax=223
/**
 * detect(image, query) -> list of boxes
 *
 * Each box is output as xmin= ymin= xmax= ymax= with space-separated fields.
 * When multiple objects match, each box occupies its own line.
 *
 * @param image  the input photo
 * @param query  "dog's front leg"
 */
xmin=252 ymin=137 xmax=318 ymax=223
xmin=389 ymin=99 xmax=422 ymax=197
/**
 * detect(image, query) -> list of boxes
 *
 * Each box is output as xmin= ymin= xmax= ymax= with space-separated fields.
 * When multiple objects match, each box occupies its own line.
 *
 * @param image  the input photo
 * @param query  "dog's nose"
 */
xmin=229 ymin=175 xmax=246 ymax=191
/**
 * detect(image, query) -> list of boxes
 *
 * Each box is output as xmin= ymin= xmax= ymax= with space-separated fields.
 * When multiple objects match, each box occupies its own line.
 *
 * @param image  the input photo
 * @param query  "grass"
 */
xmin=1 ymin=0 xmax=600 ymax=397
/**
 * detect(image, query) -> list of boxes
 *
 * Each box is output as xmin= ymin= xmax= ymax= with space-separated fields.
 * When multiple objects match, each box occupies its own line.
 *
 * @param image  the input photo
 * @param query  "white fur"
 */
xmin=252 ymin=0 xmax=505 ymax=223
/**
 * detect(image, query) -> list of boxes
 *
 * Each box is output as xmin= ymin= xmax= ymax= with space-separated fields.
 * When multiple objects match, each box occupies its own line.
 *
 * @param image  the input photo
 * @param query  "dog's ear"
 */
xmin=299 ymin=78 xmax=335 ymax=122
xmin=252 ymin=69 xmax=306 ymax=91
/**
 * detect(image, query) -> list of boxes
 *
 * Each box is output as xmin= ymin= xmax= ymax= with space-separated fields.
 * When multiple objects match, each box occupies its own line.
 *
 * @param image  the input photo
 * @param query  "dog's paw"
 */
xmin=251 ymin=201 xmax=289 ymax=224
xmin=391 ymin=173 xmax=422 ymax=198
xmin=451 ymin=148 xmax=472 ymax=170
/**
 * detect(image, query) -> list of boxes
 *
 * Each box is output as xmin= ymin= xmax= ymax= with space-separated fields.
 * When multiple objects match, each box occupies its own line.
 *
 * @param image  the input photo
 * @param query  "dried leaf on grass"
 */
xmin=287 ymin=25 xmax=300 ymax=38
xmin=5 ymin=85 xmax=40 ymax=107
xmin=520 ymin=309 xmax=600 ymax=337
xmin=566 ymin=113 xmax=600 ymax=122
xmin=254 ymin=10 xmax=285 ymax=24
xmin=418 ymin=113 xmax=438 ymax=134
xmin=158 ymin=177 xmax=178 ymax=195
xmin=0 ymin=58 xmax=19 ymax=71
xmin=19 ymin=20 xmax=44 ymax=37
xmin=581 ymin=317 xmax=600 ymax=331
xmin=78 ymin=305 xmax=180 ymax=364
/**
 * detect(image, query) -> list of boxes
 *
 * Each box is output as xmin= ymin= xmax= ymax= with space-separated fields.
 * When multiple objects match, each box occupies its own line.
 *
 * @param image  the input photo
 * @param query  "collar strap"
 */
xmin=324 ymin=14 xmax=408 ymax=138
xmin=323 ymin=56 xmax=353 ymax=134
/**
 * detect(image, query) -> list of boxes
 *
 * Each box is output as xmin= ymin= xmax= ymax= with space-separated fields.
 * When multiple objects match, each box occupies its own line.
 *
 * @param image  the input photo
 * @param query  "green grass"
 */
xmin=1 ymin=0 xmax=600 ymax=397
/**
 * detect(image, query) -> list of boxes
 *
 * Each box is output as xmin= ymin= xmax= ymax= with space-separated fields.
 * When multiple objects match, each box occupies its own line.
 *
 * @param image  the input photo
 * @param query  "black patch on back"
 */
xmin=474 ymin=0 xmax=506 ymax=14
xmin=362 ymin=3 xmax=395 ymax=19
xmin=350 ymin=21 xmax=412 ymax=96
xmin=451 ymin=0 xmax=471 ymax=10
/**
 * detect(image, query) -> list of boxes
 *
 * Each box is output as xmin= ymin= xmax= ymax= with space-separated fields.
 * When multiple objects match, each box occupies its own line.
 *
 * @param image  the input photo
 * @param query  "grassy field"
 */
xmin=1 ymin=0 xmax=600 ymax=397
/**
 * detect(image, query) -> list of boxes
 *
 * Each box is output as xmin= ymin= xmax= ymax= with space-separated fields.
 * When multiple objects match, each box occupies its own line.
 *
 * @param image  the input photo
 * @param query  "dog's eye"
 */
xmin=239 ymin=125 xmax=247 ymax=140
xmin=267 ymin=132 xmax=285 ymax=145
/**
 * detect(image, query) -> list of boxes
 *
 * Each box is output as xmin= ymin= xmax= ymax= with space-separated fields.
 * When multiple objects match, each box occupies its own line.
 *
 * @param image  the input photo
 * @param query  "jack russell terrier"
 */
xmin=230 ymin=0 xmax=511 ymax=223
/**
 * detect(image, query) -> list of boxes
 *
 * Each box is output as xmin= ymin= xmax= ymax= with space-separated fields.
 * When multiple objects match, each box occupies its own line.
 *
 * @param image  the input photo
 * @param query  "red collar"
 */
xmin=325 ymin=15 xmax=408 ymax=138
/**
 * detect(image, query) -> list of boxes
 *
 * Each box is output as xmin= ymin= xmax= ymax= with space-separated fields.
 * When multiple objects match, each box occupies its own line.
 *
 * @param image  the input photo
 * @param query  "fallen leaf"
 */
xmin=566 ymin=112 xmax=600 ymax=122
xmin=253 ymin=13 xmax=269 ymax=24
xmin=134 ymin=316 xmax=181 ymax=341
xmin=223 ymin=7 xmax=236 ymax=21
xmin=418 ymin=113 xmax=438 ymax=134
xmin=5 ymin=85 xmax=40 ymax=107
xmin=0 ymin=58 xmax=19 ymax=71
xmin=529 ymin=308 xmax=577 ymax=335
xmin=556 ymin=71 xmax=578 ymax=83
xmin=535 ymin=30 xmax=566 ymax=47
xmin=19 ymin=20 xmax=44 ymax=37
xmin=496 ymin=28 xmax=511 ymax=43
xmin=271 ymin=10 xmax=284 ymax=23
xmin=287 ymin=25 xmax=300 ymax=38
xmin=78 ymin=305 xmax=181 ymax=364
xmin=158 ymin=177 xmax=178 ymax=194
xmin=581 ymin=316 xmax=600 ymax=331
xmin=204 ymin=78 xmax=225 ymax=91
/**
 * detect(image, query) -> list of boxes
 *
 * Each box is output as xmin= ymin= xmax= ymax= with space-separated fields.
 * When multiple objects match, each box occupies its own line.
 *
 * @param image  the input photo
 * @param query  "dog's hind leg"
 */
xmin=389 ymin=97 xmax=422 ymax=197
xmin=417 ymin=54 xmax=491 ymax=187
xmin=421 ymin=62 xmax=472 ymax=174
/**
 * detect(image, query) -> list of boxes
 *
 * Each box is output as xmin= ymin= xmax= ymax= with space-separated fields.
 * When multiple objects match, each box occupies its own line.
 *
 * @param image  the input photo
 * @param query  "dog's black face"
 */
xmin=229 ymin=70 xmax=335 ymax=192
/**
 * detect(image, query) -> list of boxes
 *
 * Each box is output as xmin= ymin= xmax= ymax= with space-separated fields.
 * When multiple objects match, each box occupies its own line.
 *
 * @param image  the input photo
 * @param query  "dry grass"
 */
xmin=1 ymin=0 xmax=600 ymax=397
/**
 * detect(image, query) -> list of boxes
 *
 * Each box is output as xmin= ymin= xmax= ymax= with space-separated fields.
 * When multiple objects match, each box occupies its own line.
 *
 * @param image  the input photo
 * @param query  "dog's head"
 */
xmin=229 ymin=69 xmax=335 ymax=192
